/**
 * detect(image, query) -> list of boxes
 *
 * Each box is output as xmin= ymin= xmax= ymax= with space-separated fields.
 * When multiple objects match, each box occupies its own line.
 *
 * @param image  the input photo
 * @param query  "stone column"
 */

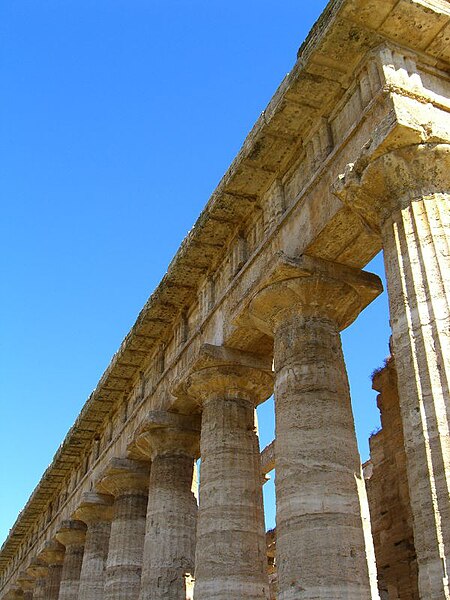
xmin=55 ymin=520 xmax=87 ymax=600
xmin=132 ymin=412 xmax=200 ymax=600
xmin=73 ymin=492 xmax=114 ymax=600
xmin=247 ymin=254 xmax=382 ymax=599
xmin=335 ymin=143 xmax=450 ymax=600
xmin=39 ymin=540 xmax=65 ymax=600
xmin=97 ymin=458 xmax=150 ymax=600
xmin=176 ymin=344 xmax=273 ymax=600
xmin=26 ymin=560 xmax=48 ymax=600
xmin=16 ymin=572 xmax=34 ymax=600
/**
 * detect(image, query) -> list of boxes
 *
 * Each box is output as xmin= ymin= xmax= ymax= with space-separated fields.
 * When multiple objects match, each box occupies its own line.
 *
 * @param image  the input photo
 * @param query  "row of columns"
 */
xmin=11 ymin=259 xmax=380 ymax=600
xmin=14 ymin=459 xmax=195 ymax=600
xmin=5 ymin=143 xmax=449 ymax=600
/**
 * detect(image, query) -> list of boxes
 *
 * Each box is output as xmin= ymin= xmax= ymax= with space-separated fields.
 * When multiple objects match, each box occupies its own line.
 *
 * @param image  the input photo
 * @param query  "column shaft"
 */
xmin=335 ymin=142 xmax=450 ymax=598
xmin=32 ymin=579 xmax=46 ymax=600
xmin=99 ymin=459 xmax=150 ymax=600
xmin=39 ymin=539 xmax=65 ymax=600
xmin=78 ymin=521 xmax=111 ymax=600
xmin=273 ymin=311 xmax=373 ymax=599
xmin=174 ymin=346 xmax=273 ymax=599
xmin=105 ymin=493 xmax=147 ymax=600
xmin=26 ymin=562 xmax=48 ymax=600
xmin=74 ymin=492 xmax=114 ymax=600
xmin=46 ymin=564 xmax=63 ymax=600
xmin=59 ymin=543 xmax=85 ymax=600
xmin=382 ymin=192 xmax=450 ymax=599
xmin=56 ymin=521 xmax=86 ymax=600
xmin=195 ymin=395 xmax=269 ymax=599
xmin=139 ymin=454 xmax=197 ymax=600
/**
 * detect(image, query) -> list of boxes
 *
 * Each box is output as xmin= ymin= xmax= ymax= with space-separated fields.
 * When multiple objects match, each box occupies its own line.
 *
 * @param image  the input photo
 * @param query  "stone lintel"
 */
xmin=96 ymin=458 xmax=150 ymax=497
xmin=368 ymin=42 xmax=450 ymax=126
xmin=261 ymin=440 xmax=276 ymax=477
xmin=72 ymin=492 xmax=114 ymax=525
xmin=55 ymin=521 xmax=86 ymax=549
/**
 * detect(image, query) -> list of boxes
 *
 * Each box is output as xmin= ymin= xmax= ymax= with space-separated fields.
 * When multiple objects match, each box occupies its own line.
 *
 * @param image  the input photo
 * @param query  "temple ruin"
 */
xmin=1 ymin=0 xmax=449 ymax=598
xmin=366 ymin=357 xmax=420 ymax=599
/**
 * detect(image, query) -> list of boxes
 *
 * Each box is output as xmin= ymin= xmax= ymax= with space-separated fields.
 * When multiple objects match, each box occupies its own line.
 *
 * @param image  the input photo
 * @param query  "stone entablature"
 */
xmin=1 ymin=0 xmax=450 ymax=598
xmin=261 ymin=441 xmax=275 ymax=479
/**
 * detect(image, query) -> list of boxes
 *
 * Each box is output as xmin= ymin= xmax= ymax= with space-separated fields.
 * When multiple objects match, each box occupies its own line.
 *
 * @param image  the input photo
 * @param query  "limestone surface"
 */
xmin=98 ymin=459 xmax=150 ymax=600
xmin=366 ymin=358 xmax=419 ymax=599
xmin=181 ymin=348 xmax=273 ymax=599
xmin=74 ymin=493 xmax=114 ymax=600
xmin=248 ymin=256 xmax=381 ymax=599
xmin=337 ymin=143 xmax=450 ymax=599
xmin=0 ymin=1 xmax=449 ymax=598
xmin=55 ymin=521 xmax=87 ymax=600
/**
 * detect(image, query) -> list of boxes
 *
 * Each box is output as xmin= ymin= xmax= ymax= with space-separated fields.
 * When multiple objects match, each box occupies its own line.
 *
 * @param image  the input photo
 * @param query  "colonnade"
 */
xmin=4 ymin=143 xmax=450 ymax=600
xmin=9 ymin=255 xmax=383 ymax=600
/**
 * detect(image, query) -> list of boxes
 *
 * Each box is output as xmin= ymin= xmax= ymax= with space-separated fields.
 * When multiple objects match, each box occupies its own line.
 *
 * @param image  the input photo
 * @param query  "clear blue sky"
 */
xmin=0 ymin=0 xmax=390 ymax=542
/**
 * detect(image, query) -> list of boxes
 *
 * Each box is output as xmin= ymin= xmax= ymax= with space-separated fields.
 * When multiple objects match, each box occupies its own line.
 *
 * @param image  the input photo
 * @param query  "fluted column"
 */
xmin=176 ymin=345 xmax=273 ymax=599
xmin=16 ymin=572 xmax=34 ymax=600
xmin=247 ymin=254 xmax=382 ymax=599
xmin=26 ymin=560 xmax=48 ymax=600
xmin=55 ymin=520 xmax=87 ymax=600
xmin=39 ymin=540 xmax=65 ymax=600
xmin=97 ymin=458 xmax=150 ymax=600
xmin=73 ymin=492 xmax=114 ymax=600
xmin=31 ymin=581 xmax=45 ymax=600
xmin=46 ymin=563 xmax=63 ymax=600
xmin=132 ymin=412 xmax=200 ymax=600
xmin=335 ymin=143 xmax=450 ymax=600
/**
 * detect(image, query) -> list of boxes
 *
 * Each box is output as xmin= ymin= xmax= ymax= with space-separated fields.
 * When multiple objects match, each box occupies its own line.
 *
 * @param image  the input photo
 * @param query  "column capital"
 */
xmin=128 ymin=411 xmax=201 ymax=461
xmin=16 ymin=573 xmax=34 ymax=592
xmin=55 ymin=520 xmax=86 ymax=548
xmin=38 ymin=540 xmax=65 ymax=566
xmin=72 ymin=492 xmax=114 ymax=525
xmin=333 ymin=142 xmax=450 ymax=233
xmin=173 ymin=344 xmax=273 ymax=406
xmin=26 ymin=559 xmax=48 ymax=580
xmin=96 ymin=457 xmax=150 ymax=497
xmin=243 ymin=253 xmax=382 ymax=334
